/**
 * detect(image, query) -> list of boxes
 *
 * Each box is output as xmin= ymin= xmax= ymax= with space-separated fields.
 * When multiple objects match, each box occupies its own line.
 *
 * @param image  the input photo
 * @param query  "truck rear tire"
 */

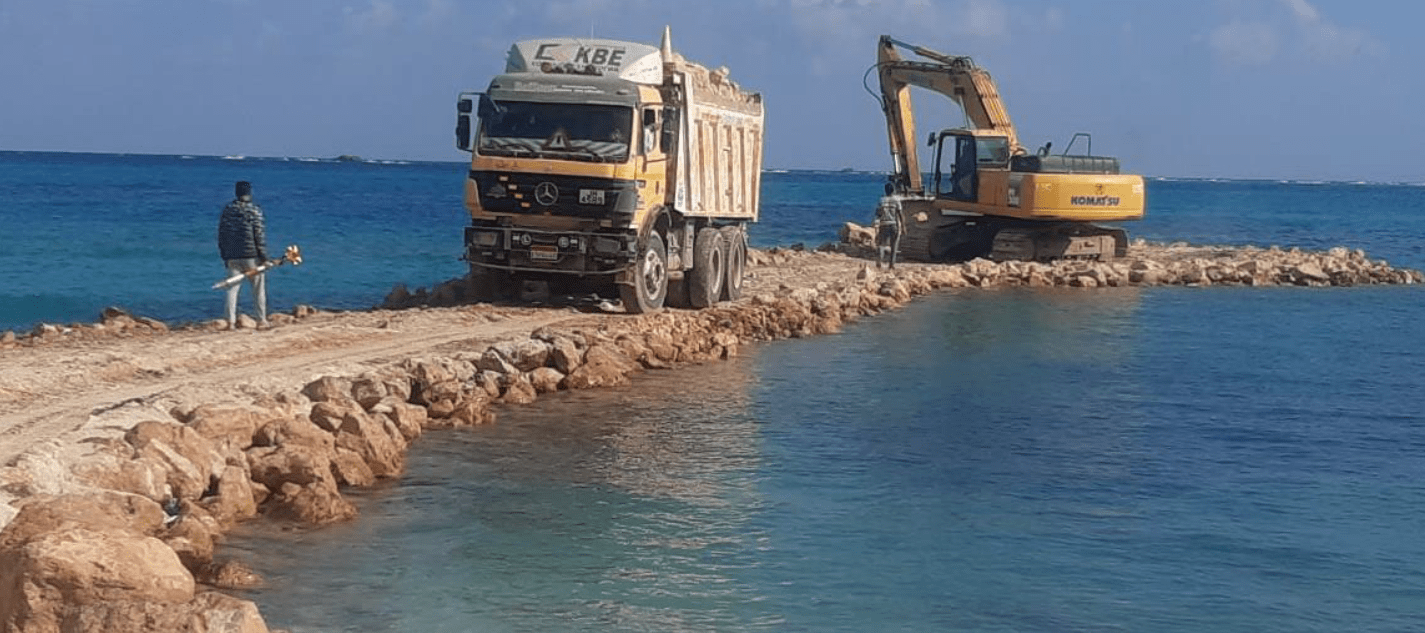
xmin=620 ymin=232 xmax=668 ymax=314
xmin=689 ymin=227 xmax=725 ymax=308
xmin=720 ymin=225 xmax=746 ymax=301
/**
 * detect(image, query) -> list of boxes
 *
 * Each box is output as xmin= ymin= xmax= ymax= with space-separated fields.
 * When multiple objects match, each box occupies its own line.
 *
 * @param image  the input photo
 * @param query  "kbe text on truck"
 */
xmin=455 ymin=28 xmax=765 ymax=313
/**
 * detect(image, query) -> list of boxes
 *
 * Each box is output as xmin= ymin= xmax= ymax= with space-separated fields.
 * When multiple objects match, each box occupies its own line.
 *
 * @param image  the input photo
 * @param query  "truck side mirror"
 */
xmin=928 ymin=132 xmax=937 ymax=147
xmin=455 ymin=116 xmax=471 ymax=151
xmin=456 ymin=95 xmax=476 ymax=151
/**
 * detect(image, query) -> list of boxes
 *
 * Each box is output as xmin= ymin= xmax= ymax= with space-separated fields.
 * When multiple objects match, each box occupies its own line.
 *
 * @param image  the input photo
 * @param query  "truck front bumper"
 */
xmin=464 ymin=225 xmax=638 ymax=276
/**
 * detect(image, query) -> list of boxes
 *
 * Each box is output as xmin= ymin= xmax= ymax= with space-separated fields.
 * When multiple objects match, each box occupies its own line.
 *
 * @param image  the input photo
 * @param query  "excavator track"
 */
xmin=988 ymin=224 xmax=1128 ymax=262
xmin=899 ymin=210 xmax=1127 ymax=263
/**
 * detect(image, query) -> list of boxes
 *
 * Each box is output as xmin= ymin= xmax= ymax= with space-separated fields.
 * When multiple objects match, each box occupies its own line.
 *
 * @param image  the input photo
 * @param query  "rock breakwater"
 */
xmin=1 ymin=240 xmax=1420 ymax=631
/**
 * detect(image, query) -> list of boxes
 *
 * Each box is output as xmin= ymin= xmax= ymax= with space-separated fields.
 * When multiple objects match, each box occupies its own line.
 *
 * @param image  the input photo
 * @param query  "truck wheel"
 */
xmin=720 ymin=225 xmax=746 ymax=301
xmin=689 ymin=227 xmax=726 ymax=308
xmin=620 ymin=232 xmax=668 ymax=314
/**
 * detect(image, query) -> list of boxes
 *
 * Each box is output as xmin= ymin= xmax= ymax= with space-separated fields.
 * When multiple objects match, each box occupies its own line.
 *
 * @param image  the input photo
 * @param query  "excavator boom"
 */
xmin=876 ymin=36 xmax=1023 ymax=194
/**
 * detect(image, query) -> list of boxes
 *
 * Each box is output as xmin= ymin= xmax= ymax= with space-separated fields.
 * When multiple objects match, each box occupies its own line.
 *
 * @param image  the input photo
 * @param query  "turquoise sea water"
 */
xmin=6 ymin=152 xmax=1425 ymax=631
xmin=4 ymin=151 xmax=1421 ymax=332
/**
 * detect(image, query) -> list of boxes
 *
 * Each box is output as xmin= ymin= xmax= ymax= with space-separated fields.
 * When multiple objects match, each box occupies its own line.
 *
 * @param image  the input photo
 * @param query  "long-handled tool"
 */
xmin=212 ymin=244 xmax=303 ymax=290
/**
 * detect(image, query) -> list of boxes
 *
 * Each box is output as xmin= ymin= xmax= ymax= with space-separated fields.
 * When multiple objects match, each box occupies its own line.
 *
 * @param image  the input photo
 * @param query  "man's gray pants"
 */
xmin=224 ymin=258 xmax=267 ymax=326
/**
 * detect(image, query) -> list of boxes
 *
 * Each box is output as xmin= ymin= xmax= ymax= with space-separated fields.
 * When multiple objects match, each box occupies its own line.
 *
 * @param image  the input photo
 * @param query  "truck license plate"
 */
xmin=530 ymin=245 xmax=558 ymax=261
xmin=579 ymin=189 xmax=605 ymax=205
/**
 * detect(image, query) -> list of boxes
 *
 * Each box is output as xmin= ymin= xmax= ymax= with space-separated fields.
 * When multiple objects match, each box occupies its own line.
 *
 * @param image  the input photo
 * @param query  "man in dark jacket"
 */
xmin=218 ymin=181 xmax=269 ymax=328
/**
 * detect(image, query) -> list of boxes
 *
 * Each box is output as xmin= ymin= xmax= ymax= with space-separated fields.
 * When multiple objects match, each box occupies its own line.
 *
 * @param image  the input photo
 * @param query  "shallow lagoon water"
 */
xmin=229 ymin=286 xmax=1425 ymax=632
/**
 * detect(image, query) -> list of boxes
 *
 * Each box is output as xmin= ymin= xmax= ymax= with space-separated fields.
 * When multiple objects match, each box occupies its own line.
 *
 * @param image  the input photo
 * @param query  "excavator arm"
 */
xmin=875 ymin=35 xmax=1024 ymax=195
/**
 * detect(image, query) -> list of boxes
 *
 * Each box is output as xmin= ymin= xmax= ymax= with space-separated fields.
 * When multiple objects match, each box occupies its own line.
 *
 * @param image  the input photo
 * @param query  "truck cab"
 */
xmin=455 ymin=33 xmax=763 ymax=313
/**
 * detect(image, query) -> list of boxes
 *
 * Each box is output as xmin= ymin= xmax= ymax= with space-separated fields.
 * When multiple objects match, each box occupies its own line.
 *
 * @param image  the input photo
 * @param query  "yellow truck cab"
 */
xmin=455 ymin=30 xmax=764 ymax=313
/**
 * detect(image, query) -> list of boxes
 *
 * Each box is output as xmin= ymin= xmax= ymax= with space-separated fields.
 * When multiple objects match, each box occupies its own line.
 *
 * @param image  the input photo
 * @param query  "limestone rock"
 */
xmin=56 ymin=591 xmax=271 ymax=633
xmin=0 ymin=492 xmax=166 ymax=551
xmin=548 ymin=335 xmax=584 ymax=374
xmin=301 ymin=376 xmax=353 ymax=404
xmin=136 ymin=441 xmax=207 ymax=502
xmin=125 ymin=421 xmax=225 ymax=487
xmin=408 ymin=360 xmax=454 ymax=395
xmin=161 ymin=512 xmax=217 ymax=573
xmin=329 ymin=447 xmax=376 ymax=487
xmin=442 ymin=394 xmax=495 ymax=427
xmin=245 ymin=444 xmax=335 ymax=492
xmin=253 ymin=415 xmax=336 ymax=452
xmin=563 ymin=344 xmax=637 ymax=390
xmin=529 ymin=367 xmax=565 ymax=394
xmin=265 ymin=481 xmax=356 ymax=525
xmin=350 ymin=375 xmax=389 ymax=410
xmin=71 ymin=452 xmax=171 ymax=503
xmin=476 ymin=348 xmax=518 ymax=375
xmin=196 ymin=560 xmax=265 ymax=591
xmin=474 ymin=370 xmax=503 ymax=398
xmin=370 ymin=396 xmax=426 ymax=442
xmin=500 ymin=375 xmax=539 ymax=405
xmin=492 ymin=339 xmax=551 ymax=372
xmin=0 ymin=528 xmax=195 ymax=631
xmin=334 ymin=409 xmax=405 ymax=479
xmin=199 ymin=465 xmax=259 ymax=527
xmin=184 ymin=404 xmax=269 ymax=453
xmin=307 ymin=400 xmax=365 ymax=436
xmin=1290 ymin=262 xmax=1329 ymax=284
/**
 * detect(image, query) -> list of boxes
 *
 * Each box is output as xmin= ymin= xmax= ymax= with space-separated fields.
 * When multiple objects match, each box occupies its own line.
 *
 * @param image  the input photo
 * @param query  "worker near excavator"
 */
xmin=874 ymin=182 xmax=904 ymax=269
xmin=217 ymin=180 xmax=269 ymax=329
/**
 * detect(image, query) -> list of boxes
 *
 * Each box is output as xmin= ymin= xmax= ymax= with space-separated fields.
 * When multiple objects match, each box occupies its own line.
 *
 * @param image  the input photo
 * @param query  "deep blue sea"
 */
xmin=6 ymin=151 xmax=1425 ymax=631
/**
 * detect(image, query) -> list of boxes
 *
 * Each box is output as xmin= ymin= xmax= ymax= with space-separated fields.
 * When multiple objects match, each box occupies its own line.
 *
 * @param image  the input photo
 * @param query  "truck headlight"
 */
xmin=474 ymin=231 xmax=499 ymax=247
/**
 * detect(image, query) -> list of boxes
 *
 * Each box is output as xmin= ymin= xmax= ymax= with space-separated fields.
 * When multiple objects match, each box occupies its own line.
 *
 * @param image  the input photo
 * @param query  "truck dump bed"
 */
xmin=669 ymin=59 xmax=764 ymax=221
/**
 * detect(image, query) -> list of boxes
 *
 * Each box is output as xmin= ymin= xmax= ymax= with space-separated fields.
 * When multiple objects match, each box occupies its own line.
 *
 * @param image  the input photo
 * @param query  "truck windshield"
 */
xmin=478 ymin=101 xmax=632 ymax=163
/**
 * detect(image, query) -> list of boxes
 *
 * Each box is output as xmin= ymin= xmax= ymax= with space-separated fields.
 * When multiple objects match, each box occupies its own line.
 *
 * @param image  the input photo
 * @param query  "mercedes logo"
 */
xmin=534 ymin=182 xmax=559 ymax=206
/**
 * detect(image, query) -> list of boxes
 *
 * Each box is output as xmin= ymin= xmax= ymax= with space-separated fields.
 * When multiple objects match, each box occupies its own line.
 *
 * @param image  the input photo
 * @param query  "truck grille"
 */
xmin=471 ymin=170 xmax=637 ymax=219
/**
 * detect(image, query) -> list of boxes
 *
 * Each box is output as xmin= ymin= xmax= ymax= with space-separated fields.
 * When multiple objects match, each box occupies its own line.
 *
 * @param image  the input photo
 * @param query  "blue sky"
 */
xmin=0 ymin=0 xmax=1418 ymax=180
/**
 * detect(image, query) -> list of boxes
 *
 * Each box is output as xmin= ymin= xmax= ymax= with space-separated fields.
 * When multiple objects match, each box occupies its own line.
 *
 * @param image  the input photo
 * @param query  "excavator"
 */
xmin=873 ymin=35 xmax=1145 ymax=262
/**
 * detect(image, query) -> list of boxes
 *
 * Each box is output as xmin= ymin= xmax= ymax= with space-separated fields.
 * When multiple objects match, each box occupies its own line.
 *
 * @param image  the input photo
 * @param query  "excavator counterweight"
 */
xmin=873 ymin=35 xmax=1144 ymax=262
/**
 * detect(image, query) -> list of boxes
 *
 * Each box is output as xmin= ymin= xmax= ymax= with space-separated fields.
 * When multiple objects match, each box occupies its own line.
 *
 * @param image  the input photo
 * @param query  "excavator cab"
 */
xmin=930 ymin=129 xmax=1012 ymax=203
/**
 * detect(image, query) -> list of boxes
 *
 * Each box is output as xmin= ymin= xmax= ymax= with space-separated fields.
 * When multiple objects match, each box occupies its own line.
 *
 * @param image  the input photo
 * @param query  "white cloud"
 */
xmin=1208 ymin=19 xmax=1279 ymax=66
xmin=962 ymin=0 xmax=1007 ymax=38
xmin=542 ymin=0 xmax=653 ymax=33
xmin=1279 ymin=0 xmax=1318 ymax=22
xmin=344 ymin=0 xmax=400 ymax=35
xmin=1207 ymin=0 xmax=1383 ymax=66
xmin=416 ymin=0 xmax=455 ymax=28
xmin=776 ymin=0 xmax=1009 ymax=62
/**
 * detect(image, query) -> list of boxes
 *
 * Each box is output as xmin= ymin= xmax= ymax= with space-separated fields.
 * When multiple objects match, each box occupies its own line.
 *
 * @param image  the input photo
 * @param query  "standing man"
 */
xmin=874 ymin=182 xmax=904 ymax=269
xmin=218 ymin=181 xmax=269 ymax=328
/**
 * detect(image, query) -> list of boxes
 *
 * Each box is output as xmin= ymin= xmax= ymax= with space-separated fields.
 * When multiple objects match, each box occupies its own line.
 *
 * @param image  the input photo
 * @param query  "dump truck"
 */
xmin=455 ymin=28 xmax=765 ymax=313
xmin=874 ymin=35 xmax=1144 ymax=262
